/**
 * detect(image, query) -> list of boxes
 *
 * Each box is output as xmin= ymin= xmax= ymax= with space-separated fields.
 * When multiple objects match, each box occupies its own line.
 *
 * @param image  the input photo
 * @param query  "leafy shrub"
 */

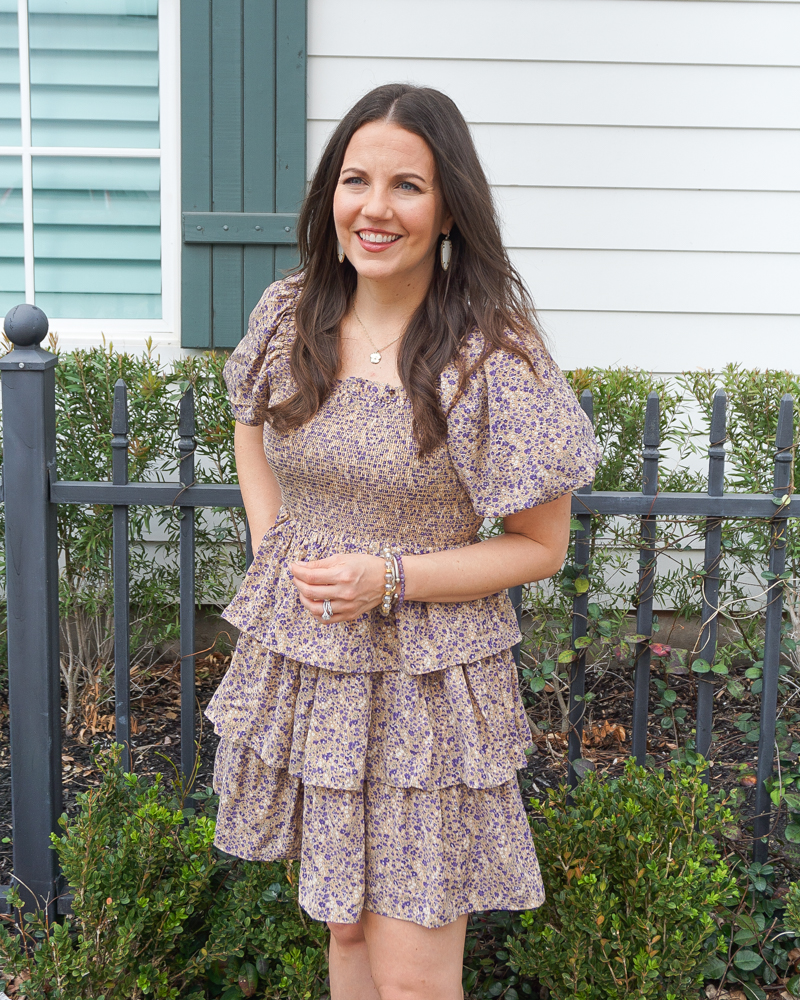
xmin=0 ymin=746 xmax=327 ymax=1000
xmin=706 ymin=859 xmax=800 ymax=1000
xmin=507 ymin=759 xmax=737 ymax=1000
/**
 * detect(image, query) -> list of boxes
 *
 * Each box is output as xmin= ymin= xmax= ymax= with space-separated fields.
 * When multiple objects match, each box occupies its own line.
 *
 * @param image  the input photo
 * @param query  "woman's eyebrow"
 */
xmin=394 ymin=171 xmax=428 ymax=184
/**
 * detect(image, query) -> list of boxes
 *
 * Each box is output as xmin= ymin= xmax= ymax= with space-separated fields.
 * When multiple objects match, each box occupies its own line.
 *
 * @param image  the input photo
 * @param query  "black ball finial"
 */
xmin=4 ymin=304 xmax=49 ymax=348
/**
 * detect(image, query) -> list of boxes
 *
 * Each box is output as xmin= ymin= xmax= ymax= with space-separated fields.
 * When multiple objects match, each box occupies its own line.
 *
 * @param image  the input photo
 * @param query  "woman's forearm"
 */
xmin=234 ymin=421 xmax=283 ymax=548
xmin=402 ymin=530 xmax=565 ymax=604
xmin=402 ymin=493 xmax=572 ymax=603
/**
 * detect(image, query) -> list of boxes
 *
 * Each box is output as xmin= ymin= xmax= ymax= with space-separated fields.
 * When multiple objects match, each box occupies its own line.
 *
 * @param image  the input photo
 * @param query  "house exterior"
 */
xmin=1 ymin=0 xmax=798 ymax=371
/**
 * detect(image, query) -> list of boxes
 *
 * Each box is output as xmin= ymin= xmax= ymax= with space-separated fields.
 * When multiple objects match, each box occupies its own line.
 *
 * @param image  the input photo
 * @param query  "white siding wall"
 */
xmin=307 ymin=0 xmax=800 ymax=372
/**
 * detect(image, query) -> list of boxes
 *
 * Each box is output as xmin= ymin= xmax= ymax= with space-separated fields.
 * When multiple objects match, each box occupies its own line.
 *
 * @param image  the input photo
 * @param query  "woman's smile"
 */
xmin=356 ymin=228 xmax=402 ymax=250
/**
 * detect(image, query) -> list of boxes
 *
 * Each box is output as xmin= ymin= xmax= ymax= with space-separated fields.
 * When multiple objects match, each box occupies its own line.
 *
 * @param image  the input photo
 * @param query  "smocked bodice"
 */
xmin=265 ymin=377 xmax=480 ymax=552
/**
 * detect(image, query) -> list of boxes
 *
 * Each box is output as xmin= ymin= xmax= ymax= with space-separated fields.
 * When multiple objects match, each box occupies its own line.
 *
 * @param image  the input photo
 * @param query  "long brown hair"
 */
xmin=268 ymin=83 xmax=544 ymax=456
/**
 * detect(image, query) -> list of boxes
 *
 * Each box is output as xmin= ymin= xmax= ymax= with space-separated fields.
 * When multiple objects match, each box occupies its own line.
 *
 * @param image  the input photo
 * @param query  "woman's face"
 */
xmin=333 ymin=121 xmax=453 ymax=290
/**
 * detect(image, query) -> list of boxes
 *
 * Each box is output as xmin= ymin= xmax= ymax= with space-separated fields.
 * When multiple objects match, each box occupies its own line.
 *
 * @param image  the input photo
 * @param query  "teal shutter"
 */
xmin=181 ymin=0 xmax=306 ymax=349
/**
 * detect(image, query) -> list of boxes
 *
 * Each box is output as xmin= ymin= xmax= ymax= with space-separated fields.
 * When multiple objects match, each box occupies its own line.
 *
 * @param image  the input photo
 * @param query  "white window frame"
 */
xmin=0 ymin=0 xmax=181 ymax=351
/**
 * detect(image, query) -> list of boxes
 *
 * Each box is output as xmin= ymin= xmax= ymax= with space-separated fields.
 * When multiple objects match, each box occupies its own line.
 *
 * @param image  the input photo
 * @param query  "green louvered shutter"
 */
xmin=180 ymin=0 xmax=306 ymax=349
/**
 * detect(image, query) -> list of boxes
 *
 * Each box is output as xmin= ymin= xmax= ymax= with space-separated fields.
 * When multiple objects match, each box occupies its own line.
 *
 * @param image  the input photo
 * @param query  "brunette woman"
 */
xmin=206 ymin=83 xmax=600 ymax=1000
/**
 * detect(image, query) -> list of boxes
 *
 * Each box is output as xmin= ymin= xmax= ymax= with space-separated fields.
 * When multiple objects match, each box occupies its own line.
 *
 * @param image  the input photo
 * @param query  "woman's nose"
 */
xmin=362 ymin=185 xmax=392 ymax=220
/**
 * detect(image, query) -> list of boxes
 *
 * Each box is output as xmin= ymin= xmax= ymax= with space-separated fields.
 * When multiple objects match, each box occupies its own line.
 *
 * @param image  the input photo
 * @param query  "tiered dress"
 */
xmin=205 ymin=274 xmax=600 ymax=928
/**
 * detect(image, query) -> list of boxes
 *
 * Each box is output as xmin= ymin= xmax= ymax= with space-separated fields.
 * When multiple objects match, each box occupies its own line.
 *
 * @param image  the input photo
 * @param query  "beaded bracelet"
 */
xmin=379 ymin=547 xmax=398 ymax=616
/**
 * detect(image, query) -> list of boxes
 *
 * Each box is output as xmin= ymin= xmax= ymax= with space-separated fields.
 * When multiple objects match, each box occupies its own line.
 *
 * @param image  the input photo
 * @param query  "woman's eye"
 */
xmin=399 ymin=181 xmax=420 ymax=192
xmin=343 ymin=176 xmax=364 ymax=186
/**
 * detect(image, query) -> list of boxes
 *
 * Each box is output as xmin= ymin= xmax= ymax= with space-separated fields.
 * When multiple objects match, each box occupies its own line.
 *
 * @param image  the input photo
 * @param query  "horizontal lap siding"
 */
xmin=307 ymin=0 xmax=800 ymax=371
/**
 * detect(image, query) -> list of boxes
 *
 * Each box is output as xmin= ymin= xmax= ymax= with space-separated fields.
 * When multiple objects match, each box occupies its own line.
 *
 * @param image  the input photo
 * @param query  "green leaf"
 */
xmin=571 ymin=758 xmax=596 ymax=779
xmin=736 ymin=915 xmax=760 ymax=933
xmin=691 ymin=659 xmax=711 ymax=674
xmin=558 ymin=650 xmax=576 ymax=663
xmin=569 ymin=518 xmax=584 ymax=531
xmin=702 ymin=955 xmax=727 ymax=979
xmin=574 ymin=577 xmax=590 ymax=594
xmin=744 ymin=666 xmax=763 ymax=679
xmin=711 ymin=662 xmax=729 ymax=675
xmin=784 ymin=974 xmax=800 ymax=997
xmin=574 ymin=636 xmax=592 ymax=649
xmin=727 ymin=679 xmax=746 ymax=699
xmin=784 ymin=823 xmax=800 ymax=843
xmin=529 ymin=677 xmax=547 ymax=693
xmin=733 ymin=949 xmax=763 ymax=971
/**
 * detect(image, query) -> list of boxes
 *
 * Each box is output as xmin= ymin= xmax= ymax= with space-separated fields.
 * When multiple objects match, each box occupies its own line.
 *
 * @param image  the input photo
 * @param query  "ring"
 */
xmin=321 ymin=599 xmax=333 ymax=621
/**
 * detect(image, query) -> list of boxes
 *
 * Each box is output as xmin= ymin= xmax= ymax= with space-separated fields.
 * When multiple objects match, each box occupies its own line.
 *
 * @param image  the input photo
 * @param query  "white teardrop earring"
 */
xmin=440 ymin=231 xmax=452 ymax=272
xmin=337 ymin=241 xmax=345 ymax=264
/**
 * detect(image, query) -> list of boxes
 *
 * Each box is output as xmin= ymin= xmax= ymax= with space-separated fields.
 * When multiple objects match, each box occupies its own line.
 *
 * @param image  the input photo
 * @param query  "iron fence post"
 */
xmin=753 ymin=394 xmax=794 ymax=862
xmin=632 ymin=393 xmax=660 ymax=764
xmin=0 ymin=305 xmax=61 ymax=916
xmin=696 ymin=389 xmax=727 ymax=764
xmin=567 ymin=389 xmax=595 ymax=787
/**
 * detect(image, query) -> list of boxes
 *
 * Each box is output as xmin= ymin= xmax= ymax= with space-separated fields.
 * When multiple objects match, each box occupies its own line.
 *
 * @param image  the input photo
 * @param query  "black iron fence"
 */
xmin=0 ymin=305 xmax=797 ymax=917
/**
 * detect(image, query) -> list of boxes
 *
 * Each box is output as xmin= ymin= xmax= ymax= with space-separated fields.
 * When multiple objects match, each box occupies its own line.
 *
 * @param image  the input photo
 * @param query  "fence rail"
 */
xmin=0 ymin=304 xmax=796 ymax=916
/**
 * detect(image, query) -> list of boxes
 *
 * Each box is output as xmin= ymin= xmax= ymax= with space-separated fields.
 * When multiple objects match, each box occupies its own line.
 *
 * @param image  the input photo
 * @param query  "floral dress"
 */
xmin=205 ymin=274 xmax=600 ymax=929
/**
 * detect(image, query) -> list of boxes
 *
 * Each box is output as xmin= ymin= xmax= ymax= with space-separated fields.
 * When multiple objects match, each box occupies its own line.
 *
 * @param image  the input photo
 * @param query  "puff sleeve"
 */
xmin=222 ymin=276 xmax=300 ymax=425
xmin=445 ymin=337 xmax=601 ymax=517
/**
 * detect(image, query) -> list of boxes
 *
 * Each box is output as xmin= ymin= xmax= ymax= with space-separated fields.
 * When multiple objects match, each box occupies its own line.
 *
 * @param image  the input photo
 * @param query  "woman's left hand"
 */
xmin=289 ymin=553 xmax=386 ymax=623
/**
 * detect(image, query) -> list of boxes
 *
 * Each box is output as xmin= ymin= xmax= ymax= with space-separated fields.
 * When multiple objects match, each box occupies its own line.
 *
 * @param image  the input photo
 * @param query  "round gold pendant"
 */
xmin=370 ymin=351 xmax=381 ymax=364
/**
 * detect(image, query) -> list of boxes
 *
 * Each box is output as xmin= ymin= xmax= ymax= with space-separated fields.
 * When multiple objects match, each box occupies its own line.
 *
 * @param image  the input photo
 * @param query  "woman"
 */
xmin=206 ymin=83 xmax=600 ymax=1000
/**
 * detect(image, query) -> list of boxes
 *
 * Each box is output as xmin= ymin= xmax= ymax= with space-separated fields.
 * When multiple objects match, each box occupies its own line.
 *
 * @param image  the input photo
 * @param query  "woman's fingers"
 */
xmin=294 ymin=582 xmax=341 ymax=603
xmin=289 ymin=555 xmax=344 ymax=579
xmin=296 ymin=591 xmax=357 ymax=623
xmin=290 ymin=553 xmax=385 ymax=621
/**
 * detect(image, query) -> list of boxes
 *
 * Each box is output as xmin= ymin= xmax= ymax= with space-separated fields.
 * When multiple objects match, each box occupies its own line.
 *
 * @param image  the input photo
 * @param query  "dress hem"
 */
xmin=299 ymin=894 xmax=546 ymax=930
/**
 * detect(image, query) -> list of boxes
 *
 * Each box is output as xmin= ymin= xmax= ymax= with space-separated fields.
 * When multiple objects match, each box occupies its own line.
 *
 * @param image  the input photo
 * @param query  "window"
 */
xmin=0 ymin=0 xmax=178 ymax=333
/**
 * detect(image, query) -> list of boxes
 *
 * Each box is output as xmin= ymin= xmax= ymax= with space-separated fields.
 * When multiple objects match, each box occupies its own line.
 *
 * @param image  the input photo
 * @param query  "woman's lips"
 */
xmin=355 ymin=231 xmax=402 ymax=253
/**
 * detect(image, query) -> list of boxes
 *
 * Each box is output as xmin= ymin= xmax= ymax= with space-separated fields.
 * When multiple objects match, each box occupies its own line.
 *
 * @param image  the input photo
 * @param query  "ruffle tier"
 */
xmin=205 ymin=635 xmax=533 ymax=791
xmin=212 ymin=748 xmax=544 ymax=927
xmin=222 ymin=516 xmax=522 ymax=674
xmin=206 ymin=634 xmax=544 ymax=927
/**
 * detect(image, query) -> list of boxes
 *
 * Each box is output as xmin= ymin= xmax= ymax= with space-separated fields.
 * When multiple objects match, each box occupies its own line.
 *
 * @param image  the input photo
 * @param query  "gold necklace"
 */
xmin=352 ymin=306 xmax=403 ymax=365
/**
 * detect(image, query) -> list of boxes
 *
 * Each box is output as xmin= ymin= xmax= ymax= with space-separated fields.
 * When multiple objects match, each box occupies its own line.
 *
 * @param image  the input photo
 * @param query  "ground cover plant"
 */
xmin=508 ymin=759 xmax=738 ymax=999
xmin=0 ymin=746 xmax=328 ymax=1000
xmin=0 ymin=351 xmax=799 ymax=996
